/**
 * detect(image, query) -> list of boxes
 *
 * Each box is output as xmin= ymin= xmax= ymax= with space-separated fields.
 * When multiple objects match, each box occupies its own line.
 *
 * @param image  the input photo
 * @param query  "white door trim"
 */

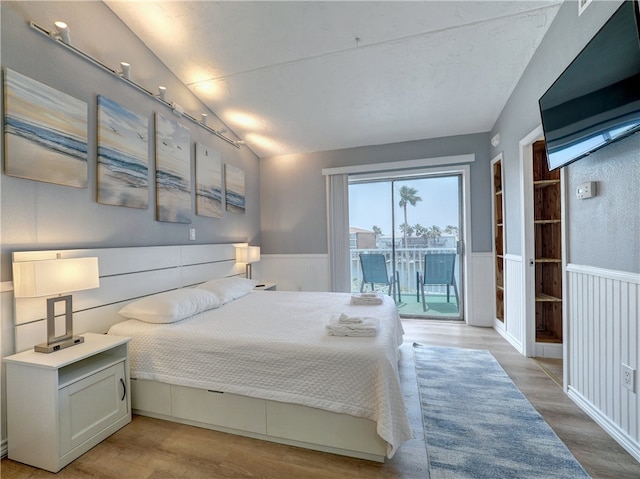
xmin=519 ymin=126 xmax=544 ymax=358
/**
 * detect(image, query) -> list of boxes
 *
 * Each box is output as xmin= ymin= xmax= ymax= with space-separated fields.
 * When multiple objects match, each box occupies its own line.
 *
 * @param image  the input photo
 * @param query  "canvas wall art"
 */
xmin=225 ymin=164 xmax=245 ymax=214
xmin=155 ymin=113 xmax=191 ymax=223
xmin=4 ymin=69 xmax=88 ymax=187
xmin=195 ymin=143 xmax=223 ymax=218
xmin=97 ymin=95 xmax=149 ymax=209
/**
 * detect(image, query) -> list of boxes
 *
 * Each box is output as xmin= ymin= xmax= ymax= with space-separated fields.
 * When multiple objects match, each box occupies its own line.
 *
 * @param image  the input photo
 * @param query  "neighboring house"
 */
xmin=349 ymin=227 xmax=377 ymax=249
xmin=0 ymin=0 xmax=638 ymax=465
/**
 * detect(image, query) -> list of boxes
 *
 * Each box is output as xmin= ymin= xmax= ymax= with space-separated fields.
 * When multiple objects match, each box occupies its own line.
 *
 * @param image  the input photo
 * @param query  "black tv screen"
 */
xmin=539 ymin=0 xmax=640 ymax=171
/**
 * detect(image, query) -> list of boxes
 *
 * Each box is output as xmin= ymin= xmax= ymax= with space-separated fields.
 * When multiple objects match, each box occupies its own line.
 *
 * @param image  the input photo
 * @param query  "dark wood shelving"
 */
xmin=493 ymin=158 xmax=505 ymax=323
xmin=533 ymin=141 xmax=562 ymax=344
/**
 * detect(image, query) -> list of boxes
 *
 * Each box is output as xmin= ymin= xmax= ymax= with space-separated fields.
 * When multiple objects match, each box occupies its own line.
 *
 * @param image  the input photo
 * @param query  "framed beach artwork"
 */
xmin=3 ymin=69 xmax=88 ymax=187
xmin=225 ymin=164 xmax=245 ymax=214
xmin=97 ymin=96 xmax=149 ymax=209
xmin=195 ymin=143 xmax=223 ymax=218
xmin=155 ymin=113 xmax=191 ymax=223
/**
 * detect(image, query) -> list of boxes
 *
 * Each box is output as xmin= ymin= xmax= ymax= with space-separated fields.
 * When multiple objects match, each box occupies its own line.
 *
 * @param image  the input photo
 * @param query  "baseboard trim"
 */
xmin=495 ymin=324 xmax=524 ymax=354
xmin=568 ymin=387 xmax=640 ymax=463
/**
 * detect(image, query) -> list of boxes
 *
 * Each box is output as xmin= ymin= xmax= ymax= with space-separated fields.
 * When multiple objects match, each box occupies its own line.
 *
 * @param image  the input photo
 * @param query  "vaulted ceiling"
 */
xmin=106 ymin=1 xmax=562 ymax=158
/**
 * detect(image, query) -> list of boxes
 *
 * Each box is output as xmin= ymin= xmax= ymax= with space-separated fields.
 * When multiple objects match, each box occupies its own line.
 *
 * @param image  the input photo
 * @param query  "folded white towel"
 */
xmin=326 ymin=315 xmax=379 ymax=337
xmin=350 ymin=293 xmax=383 ymax=305
xmin=338 ymin=313 xmax=363 ymax=324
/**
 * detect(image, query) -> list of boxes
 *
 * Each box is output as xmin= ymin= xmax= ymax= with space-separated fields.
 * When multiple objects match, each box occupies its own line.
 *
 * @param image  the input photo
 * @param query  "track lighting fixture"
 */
xmin=53 ymin=21 xmax=71 ymax=44
xmin=172 ymin=102 xmax=184 ymax=117
xmin=236 ymin=140 xmax=246 ymax=145
xmin=158 ymin=86 xmax=167 ymax=101
xmin=120 ymin=62 xmax=131 ymax=80
xmin=28 ymin=20 xmax=242 ymax=149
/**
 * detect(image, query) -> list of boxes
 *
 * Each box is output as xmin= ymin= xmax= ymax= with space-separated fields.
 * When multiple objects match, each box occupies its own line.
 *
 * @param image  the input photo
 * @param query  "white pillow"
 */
xmin=118 ymin=288 xmax=222 ymax=323
xmin=197 ymin=277 xmax=256 ymax=303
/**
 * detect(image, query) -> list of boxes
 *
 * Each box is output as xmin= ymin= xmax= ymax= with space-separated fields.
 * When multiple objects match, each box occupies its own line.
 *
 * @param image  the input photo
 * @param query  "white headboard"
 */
xmin=12 ymin=243 xmax=246 ymax=352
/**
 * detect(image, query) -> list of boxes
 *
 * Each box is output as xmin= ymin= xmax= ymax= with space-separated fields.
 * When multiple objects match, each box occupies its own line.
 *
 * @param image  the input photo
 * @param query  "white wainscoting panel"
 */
xmin=566 ymin=263 xmax=640 ymax=462
xmin=254 ymin=254 xmax=330 ymax=292
xmin=495 ymin=254 xmax=524 ymax=353
xmin=468 ymin=253 xmax=494 ymax=327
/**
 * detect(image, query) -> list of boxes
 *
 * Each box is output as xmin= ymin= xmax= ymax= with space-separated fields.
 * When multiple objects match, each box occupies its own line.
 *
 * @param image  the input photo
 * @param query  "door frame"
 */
xmin=348 ymin=163 xmax=472 ymax=323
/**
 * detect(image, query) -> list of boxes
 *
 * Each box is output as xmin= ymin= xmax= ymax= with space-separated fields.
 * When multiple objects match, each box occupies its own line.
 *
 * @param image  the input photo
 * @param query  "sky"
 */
xmin=349 ymin=175 xmax=460 ymax=237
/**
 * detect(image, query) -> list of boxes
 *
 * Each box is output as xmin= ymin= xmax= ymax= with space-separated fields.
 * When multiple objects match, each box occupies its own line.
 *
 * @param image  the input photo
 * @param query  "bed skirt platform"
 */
xmin=131 ymin=379 xmax=388 ymax=462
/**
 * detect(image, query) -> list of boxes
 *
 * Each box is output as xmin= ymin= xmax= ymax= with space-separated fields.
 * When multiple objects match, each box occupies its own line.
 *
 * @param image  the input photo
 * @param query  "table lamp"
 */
xmin=13 ymin=256 xmax=100 ymax=353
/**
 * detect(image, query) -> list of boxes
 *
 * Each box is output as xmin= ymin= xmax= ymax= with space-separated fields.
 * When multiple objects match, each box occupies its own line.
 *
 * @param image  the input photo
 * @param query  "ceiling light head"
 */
xmin=120 ymin=62 xmax=131 ymax=80
xmin=200 ymin=113 xmax=208 ymax=125
xmin=53 ymin=20 xmax=71 ymax=44
xmin=172 ymin=102 xmax=184 ymax=117
xmin=236 ymin=140 xmax=246 ymax=146
xmin=158 ymin=86 xmax=167 ymax=101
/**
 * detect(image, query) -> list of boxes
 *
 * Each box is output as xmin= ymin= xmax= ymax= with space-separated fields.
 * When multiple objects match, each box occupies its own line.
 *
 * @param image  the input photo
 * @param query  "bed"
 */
xmin=11 ymin=244 xmax=412 ymax=462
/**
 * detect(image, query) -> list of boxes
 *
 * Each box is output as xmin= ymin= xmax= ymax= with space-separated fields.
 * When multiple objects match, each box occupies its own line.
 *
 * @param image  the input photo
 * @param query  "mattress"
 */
xmin=108 ymin=290 xmax=412 ymax=457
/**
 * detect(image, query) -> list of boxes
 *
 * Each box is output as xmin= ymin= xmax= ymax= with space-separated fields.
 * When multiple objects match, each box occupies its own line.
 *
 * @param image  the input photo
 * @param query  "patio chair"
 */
xmin=417 ymin=253 xmax=458 ymax=311
xmin=359 ymin=253 xmax=401 ymax=302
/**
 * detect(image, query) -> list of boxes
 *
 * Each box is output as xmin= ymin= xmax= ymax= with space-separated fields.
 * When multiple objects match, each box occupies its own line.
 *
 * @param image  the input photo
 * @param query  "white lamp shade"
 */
xmin=247 ymin=246 xmax=260 ymax=263
xmin=13 ymin=257 xmax=100 ymax=298
xmin=236 ymin=246 xmax=260 ymax=264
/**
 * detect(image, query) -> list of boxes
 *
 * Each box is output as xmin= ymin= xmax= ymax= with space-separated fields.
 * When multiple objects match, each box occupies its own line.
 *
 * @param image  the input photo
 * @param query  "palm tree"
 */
xmin=399 ymin=222 xmax=415 ymax=239
xmin=444 ymin=225 xmax=459 ymax=238
xmin=398 ymin=186 xmax=422 ymax=248
xmin=372 ymin=225 xmax=383 ymax=248
xmin=426 ymin=225 xmax=443 ymax=246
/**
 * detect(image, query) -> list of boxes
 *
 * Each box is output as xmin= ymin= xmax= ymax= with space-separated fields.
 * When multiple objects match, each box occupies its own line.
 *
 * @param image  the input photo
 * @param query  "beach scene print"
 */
xmin=97 ymin=95 xmax=149 ymax=208
xmin=195 ymin=143 xmax=223 ymax=218
xmin=155 ymin=113 xmax=191 ymax=223
xmin=225 ymin=164 xmax=245 ymax=214
xmin=4 ymin=69 xmax=88 ymax=187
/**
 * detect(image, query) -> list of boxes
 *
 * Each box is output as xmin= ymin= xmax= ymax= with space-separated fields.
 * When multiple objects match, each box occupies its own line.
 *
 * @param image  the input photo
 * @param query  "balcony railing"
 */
xmin=351 ymin=247 xmax=458 ymax=296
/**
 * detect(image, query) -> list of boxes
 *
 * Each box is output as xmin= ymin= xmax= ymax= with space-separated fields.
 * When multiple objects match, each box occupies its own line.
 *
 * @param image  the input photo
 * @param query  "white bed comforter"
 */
xmin=108 ymin=291 xmax=412 ymax=458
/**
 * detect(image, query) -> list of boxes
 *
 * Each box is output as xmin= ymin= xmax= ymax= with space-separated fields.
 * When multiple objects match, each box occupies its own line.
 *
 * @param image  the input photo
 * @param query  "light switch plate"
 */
xmin=576 ymin=181 xmax=596 ymax=199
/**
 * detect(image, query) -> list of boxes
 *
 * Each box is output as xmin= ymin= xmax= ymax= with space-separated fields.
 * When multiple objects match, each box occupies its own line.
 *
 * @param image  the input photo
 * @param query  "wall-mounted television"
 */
xmin=539 ymin=0 xmax=640 ymax=171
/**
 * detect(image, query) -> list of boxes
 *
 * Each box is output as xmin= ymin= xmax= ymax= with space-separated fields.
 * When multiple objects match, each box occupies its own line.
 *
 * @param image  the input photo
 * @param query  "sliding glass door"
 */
xmin=349 ymin=173 xmax=463 ymax=320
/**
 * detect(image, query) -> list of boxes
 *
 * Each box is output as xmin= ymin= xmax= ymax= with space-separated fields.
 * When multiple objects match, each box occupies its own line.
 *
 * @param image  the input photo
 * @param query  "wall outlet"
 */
xmin=622 ymin=364 xmax=635 ymax=392
xmin=189 ymin=228 xmax=196 ymax=241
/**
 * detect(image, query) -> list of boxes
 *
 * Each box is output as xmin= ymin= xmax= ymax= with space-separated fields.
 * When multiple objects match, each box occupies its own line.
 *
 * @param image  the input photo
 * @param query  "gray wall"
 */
xmin=491 ymin=0 xmax=639 ymax=274
xmin=260 ymin=132 xmax=492 ymax=255
xmin=0 ymin=1 xmax=261 ymax=281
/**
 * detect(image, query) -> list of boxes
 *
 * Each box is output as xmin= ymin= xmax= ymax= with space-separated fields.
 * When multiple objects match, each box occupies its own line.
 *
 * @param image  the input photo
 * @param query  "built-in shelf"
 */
xmin=492 ymin=156 xmax=505 ymax=323
xmin=533 ymin=141 xmax=562 ymax=344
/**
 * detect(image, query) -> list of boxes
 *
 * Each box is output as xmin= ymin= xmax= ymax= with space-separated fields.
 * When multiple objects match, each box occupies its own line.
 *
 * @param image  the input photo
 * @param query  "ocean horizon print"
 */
xmin=155 ymin=113 xmax=191 ymax=223
xmin=225 ymin=164 xmax=245 ymax=214
xmin=4 ymin=69 xmax=88 ymax=187
xmin=97 ymin=96 xmax=149 ymax=209
xmin=195 ymin=143 xmax=223 ymax=218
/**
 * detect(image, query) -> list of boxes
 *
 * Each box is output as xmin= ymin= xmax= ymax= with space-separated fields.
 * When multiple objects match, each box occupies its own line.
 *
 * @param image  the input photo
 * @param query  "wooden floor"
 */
xmin=2 ymin=320 xmax=639 ymax=478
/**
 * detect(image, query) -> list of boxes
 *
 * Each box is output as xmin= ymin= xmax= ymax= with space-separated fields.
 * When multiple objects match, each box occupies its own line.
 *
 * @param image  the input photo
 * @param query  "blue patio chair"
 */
xmin=417 ymin=253 xmax=458 ymax=311
xmin=359 ymin=253 xmax=401 ymax=302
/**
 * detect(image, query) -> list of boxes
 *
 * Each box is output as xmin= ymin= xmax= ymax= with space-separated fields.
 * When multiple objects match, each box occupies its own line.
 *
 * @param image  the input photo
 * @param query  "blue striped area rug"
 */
xmin=413 ymin=344 xmax=591 ymax=479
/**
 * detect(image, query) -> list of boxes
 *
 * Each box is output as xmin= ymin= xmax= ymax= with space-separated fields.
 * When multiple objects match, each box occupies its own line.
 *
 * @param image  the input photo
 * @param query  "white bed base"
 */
xmin=11 ymin=243 xmax=388 ymax=462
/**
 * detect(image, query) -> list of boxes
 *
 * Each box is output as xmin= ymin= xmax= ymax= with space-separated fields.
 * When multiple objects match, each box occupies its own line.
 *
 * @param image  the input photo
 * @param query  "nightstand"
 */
xmin=4 ymin=332 xmax=132 ymax=472
xmin=254 ymin=282 xmax=277 ymax=291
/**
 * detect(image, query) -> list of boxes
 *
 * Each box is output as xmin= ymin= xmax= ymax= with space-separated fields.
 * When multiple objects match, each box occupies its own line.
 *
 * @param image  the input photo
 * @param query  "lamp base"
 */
xmin=34 ymin=335 xmax=84 ymax=353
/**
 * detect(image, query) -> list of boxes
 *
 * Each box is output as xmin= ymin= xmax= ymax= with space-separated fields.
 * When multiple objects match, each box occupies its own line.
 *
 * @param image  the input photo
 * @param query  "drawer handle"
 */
xmin=120 ymin=378 xmax=126 ymax=401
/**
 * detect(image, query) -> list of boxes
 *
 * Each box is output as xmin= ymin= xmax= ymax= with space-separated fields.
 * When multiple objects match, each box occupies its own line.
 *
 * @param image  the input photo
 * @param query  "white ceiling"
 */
xmin=105 ymin=1 xmax=562 ymax=158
